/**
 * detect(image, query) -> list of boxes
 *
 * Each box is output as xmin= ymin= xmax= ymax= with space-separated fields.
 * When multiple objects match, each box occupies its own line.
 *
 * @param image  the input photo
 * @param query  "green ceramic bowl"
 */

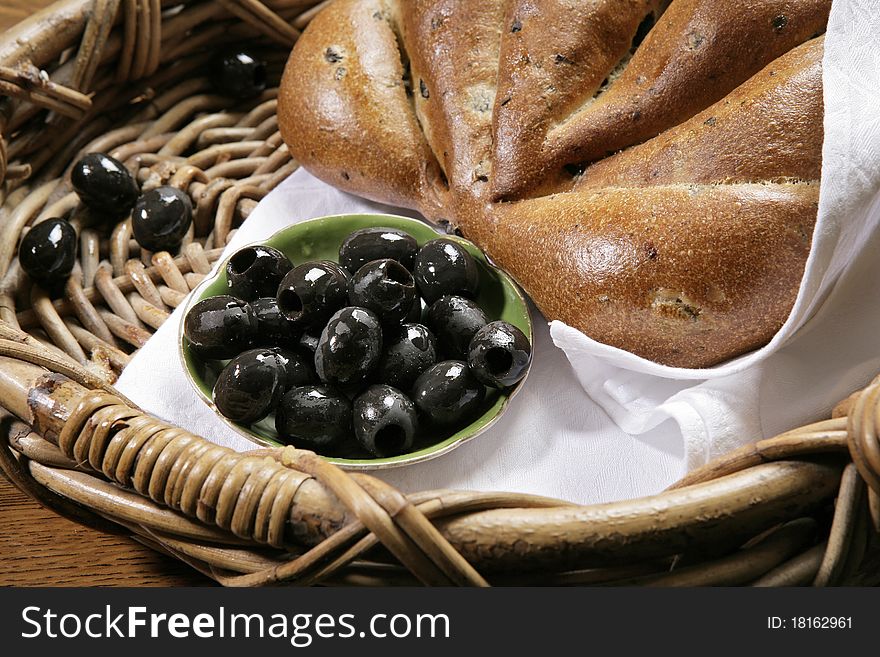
xmin=179 ymin=213 xmax=532 ymax=470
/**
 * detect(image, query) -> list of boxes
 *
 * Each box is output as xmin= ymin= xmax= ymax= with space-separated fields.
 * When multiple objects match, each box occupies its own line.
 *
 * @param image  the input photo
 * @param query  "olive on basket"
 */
xmin=183 ymin=221 xmax=532 ymax=463
xmin=71 ymin=152 xmax=139 ymax=218
xmin=18 ymin=218 xmax=77 ymax=289
xmin=131 ymin=186 xmax=193 ymax=253
xmin=211 ymin=50 xmax=268 ymax=99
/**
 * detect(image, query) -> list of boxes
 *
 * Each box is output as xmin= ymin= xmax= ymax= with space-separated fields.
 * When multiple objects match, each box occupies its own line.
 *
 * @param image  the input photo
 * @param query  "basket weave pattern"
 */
xmin=0 ymin=0 xmax=878 ymax=586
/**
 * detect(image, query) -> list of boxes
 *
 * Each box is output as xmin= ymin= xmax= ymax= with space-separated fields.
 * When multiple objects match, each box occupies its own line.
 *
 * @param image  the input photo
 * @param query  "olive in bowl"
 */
xmin=413 ymin=238 xmax=480 ymax=304
xmin=277 ymin=260 xmax=349 ymax=329
xmin=353 ymin=385 xmax=418 ymax=457
xmin=375 ymin=323 xmax=437 ymax=391
xmin=213 ymin=348 xmax=287 ymax=424
xmin=412 ymin=360 xmax=486 ymax=427
xmin=468 ymin=321 xmax=532 ymax=388
xmin=211 ymin=50 xmax=268 ymax=99
xmin=339 ymin=227 xmax=419 ymax=273
xmin=183 ymin=295 xmax=258 ymax=360
xmin=348 ymin=258 xmax=417 ymax=325
xmin=226 ymin=245 xmax=293 ymax=301
xmin=426 ymin=295 xmax=488 ymax=359
xmin=315 ymin=307 xmax=383 ymax=387
xmin=275 ymin=384 xmax=352 ymax=451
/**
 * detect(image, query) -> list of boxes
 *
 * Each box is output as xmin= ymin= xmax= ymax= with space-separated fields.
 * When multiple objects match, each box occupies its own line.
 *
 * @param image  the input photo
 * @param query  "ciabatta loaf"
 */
xmin=277 ymin=0 xmax=829 ymax=367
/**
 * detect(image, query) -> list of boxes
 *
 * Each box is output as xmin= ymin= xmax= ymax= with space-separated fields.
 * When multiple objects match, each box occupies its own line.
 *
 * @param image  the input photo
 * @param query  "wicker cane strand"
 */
xmin=0 ymin=0 xmax=878 ymax=586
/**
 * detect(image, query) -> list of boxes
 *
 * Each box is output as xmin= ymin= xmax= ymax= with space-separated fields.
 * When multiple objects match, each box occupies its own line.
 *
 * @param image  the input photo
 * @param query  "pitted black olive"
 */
xmin=315 ymin=307 xmax=383 ymax=386
xmin=277 ymin=260 xmax=349 ymax=329
xmin=71 ymin=152 xmax=139 ymax=218
xmin=413 ymin=238 xmax=480 ymax=303
xmin=226 ymin=245 xmax=293 ymax=301
xmin=338 ymin=227 xmax=419 ymax=273
xmin=275 ymin=385 xmax=352 ymax=450
xmin=131 ymin=186 xmax=193 ymax=253
xmin=468 ymin=321 xmax=532 ymax=388
xmin=250 ymin=297 xmax=299 ymax=346
xmin=375 ymin=323 xmax=437 ymax=391
xmin=213 ymin=348 xmax=285 ymax=424
xmin=412 ymin=360 xmax=486 ymax=427
xmin=184 ymin=295 xmax=258 ymax=359
xmin=211 ymin=50 xmax=268 ymax=99
xmin=348 ymin=258 xmax=417 ymax=325
xmin=353 ymin=385 xmax=417 ymax=456
xmin=265 ymin=347 xmax=316 ymax=390
xmin=18 ymin=219 xmax=77 ymax=288
xmin=298 ymin=326 xmax=322 ymax=356
xmin=403 ymin=295 xmax=424 ymax=323
xmin=426 ymin=295 xmax=488 ymax=359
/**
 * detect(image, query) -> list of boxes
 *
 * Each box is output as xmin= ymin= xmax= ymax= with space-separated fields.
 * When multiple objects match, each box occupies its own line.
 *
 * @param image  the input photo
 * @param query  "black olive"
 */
xmin=131 ymin=186 xmax=193 ymax=252
xmin=426 ymin=295 xmax=488 ymax=359
xmin=348 ymin=258 xmax=417 ymax=325
xmin=71 ymin=152 xmax=140 ymax=218
xmin=213 ymin=348 xmax=285 ymax=424
xmin=211 ymin=50 xmax=268 ymax=99
xmin=226 ymin=245 xmax=293 ymax=301
xmin=277 ymin=260 xmax=350 ymax=329
xmin=183 ymin=295 xmax=258 ymax=360
xmin=403 ymin=295 xmax=424 ymax=323
xmin=353 ymin=385 xmax=417 ymax=457
xmin=468 ymin=321 xmax=532 ymax=388
xmin=18 ymin=219 xmax=77 ymax=288
xmin=315 ymin=306 xmax=383 ymax=386
xmin=375 ymin=323 xmax=437 ymax=391
xmin=412 ymin=360 xmax=486 ymax=427
xmin=275 ymin=385 xmax=352 ymax=451
xmin=338 ymin=227 xmax=419 ymax=273
xmin=298 ymin=326 xmax=322 ymax=356
xmin=413 ymin=238 xmax=480 ymax=303
xmin=250 ymin=297 xmax=299 ymax=346
xmin=264 ymin=347 xmax=316 ymax=390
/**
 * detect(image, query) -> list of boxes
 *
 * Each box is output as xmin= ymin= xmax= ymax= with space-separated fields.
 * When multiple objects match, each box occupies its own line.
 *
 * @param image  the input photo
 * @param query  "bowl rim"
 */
xmin=178 ymin=212 xmax=533 ymax=471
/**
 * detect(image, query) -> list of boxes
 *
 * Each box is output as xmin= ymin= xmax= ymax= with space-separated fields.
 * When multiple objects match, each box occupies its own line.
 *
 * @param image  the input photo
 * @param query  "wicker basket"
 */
xmin=0 ymin=0 xmax=877 ymax=587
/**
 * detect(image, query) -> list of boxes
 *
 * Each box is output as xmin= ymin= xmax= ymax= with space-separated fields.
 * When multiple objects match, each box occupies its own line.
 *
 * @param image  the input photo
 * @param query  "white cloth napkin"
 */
xmin=117 ymin=0 xmax=880 ymax=504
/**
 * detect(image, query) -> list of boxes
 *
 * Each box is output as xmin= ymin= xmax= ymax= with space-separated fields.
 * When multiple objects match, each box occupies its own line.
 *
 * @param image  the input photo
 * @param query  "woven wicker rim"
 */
xmin=0 ymin=0 xmax=877 ymax=586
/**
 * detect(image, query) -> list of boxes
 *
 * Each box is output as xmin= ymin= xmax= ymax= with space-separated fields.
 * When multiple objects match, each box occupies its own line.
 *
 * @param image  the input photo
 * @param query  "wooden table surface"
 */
xmin=0 ymin=0 xmax=213 ymax=588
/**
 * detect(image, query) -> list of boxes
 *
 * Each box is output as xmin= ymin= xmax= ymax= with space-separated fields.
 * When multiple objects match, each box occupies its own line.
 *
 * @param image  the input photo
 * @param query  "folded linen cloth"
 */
xmin=117 ymin=0 xmax=880 ymax=504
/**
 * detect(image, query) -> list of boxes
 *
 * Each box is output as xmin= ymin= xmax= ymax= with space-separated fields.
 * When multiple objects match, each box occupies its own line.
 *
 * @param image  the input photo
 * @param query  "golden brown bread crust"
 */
xmin=480 ymin=183 xmax=819 ymax=368
xmin=541 ymin=0 xmax=831 ymax=196
xmin=398 ymin=0 xmax=505 ymax=200
xmin=277 ymin=0 xmax=829 ymax=367
xmin=576 ymin=36 xmax=825 ymax=189
xmin=277 ymin=0 xmax=448 ymax=216
xmin=490 ymin=0 xmax=670 ymax=200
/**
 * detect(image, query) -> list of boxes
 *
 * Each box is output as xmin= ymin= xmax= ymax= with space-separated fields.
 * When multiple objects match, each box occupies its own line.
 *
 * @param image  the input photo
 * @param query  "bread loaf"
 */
xmin=277 ymin=0 xmax=829 ymax=367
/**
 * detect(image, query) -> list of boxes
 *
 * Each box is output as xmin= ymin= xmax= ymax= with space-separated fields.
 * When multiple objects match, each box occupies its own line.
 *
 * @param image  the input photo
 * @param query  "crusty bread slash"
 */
xmin=277 ymin=0 xmax=829 ymax=367
xmin=481 ymin=183 xmax=818 ymax=368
